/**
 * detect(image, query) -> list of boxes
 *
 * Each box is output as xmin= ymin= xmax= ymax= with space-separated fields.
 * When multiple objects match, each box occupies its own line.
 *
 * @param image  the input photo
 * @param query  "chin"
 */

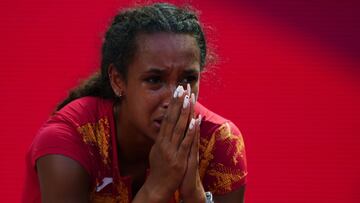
xmin=148 ymin=130 xmax=159 ymax=141
xmin=142 ymin=127 xmax=158 ymax=142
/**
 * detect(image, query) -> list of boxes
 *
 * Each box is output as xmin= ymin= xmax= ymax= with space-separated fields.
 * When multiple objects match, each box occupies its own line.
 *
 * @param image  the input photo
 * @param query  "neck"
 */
xmin=113 ymin=102 xmax=153 ymax=164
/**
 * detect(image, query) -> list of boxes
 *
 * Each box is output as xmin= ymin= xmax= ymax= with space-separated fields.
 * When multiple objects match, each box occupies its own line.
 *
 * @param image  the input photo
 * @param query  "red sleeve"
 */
xmin=200 ymin=122 xmax=248 ymax=195
xmin=30 ymin=119 xmax=94 ymax=178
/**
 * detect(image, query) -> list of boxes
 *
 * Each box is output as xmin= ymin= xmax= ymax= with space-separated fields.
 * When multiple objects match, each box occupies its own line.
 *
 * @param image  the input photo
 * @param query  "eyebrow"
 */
xmin=143 ymin=67 xmax=166 ymax=74
xmin=182 ymin=69 xmax=200 ymax=75
xmin=143 ymin=67 xmax=199 ymax=75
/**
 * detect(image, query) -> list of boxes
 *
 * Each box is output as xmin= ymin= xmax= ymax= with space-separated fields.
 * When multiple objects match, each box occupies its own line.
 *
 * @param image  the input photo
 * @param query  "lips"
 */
xmin=154 ymin=120 xmax=162 ymax=128
xmin=153 ymin=117 xmax=164 ymax=129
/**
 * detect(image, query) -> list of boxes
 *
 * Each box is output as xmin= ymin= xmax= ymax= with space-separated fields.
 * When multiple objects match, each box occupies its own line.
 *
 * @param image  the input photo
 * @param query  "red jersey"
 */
xmin=22 ymin=96 xmax=247 ymax=203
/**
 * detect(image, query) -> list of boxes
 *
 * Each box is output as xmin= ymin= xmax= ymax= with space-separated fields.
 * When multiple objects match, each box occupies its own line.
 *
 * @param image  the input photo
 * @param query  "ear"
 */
xmin=108 ymin=64 xmax=125 ymax=97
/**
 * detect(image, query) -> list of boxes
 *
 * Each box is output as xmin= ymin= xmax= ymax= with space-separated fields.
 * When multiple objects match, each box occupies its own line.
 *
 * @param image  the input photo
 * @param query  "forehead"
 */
xmin=132 ymin=32 xmax=200 ymax=69
xmin=136 ymin=32 xmax=199 ymax=52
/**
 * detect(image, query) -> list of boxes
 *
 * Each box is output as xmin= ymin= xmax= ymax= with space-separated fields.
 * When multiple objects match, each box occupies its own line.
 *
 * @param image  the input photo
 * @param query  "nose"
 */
xmin=161 ymin=84 xmax=177 ymax=109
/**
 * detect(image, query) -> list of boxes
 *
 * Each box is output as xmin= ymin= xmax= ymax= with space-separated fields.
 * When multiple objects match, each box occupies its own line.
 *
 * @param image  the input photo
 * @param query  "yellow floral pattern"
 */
xmin=199 ymin=133 xmax=216 ymax=179
xmin=90 ymin=194 xmax=118 ymax=203
xmin=77 ymin=118 xmax=111 ymax=165
xmin=78 ymin=118 xmax=246 ymax=201
xmin=115 ymin=180 xmax=130 ymax=203
xmin=215 ymin=122 xmax=245 ymax=165
xmin=199 ymin=122 xmax=247 ymax=195
xmin=207 ymin=163 xmax=247 ymax=193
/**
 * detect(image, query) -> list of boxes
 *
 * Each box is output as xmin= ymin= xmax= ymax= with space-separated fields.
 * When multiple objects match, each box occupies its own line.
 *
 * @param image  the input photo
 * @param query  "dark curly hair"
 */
xmin=56 ymin=2 xmax=208 ymax=111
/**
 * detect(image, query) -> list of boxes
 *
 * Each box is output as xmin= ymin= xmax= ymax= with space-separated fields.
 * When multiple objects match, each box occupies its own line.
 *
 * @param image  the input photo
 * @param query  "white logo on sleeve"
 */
xmin=96 ymin=177 xmax=113 ymax=192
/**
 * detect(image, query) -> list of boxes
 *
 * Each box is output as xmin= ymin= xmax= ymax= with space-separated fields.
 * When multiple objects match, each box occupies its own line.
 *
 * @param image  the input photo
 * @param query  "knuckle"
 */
xmin=163 ymin=152 xmax=172 ymax=162
xmin=158 ymin=142 xmax=169 ymax=154
xmin=180 ymin=140 xmax=191 ymax=149
xmin=171 ymin=161 xmax=182 ymax=171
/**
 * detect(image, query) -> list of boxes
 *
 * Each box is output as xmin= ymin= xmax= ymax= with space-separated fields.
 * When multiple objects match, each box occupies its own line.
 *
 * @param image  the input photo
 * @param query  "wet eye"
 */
xmin=145 ymin=76 xmax=162 ymax=84
xmin=180 ymin=75 xmax=198 ymax=84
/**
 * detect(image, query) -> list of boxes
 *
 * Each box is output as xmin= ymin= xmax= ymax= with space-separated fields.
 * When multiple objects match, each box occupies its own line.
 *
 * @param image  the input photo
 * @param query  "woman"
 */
xmin=22 ymin=2 xmax=247 ymax=203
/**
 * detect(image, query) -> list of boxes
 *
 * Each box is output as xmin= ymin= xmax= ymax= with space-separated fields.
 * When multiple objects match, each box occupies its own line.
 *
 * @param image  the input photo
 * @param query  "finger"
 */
xmin=184 ymin=115 xmax=201 ymax=181
xmin=170 ymin=94 xmax=191 ymax=145
xmin=171 ymin=92 xmax=195 ymax=146
xmin=193 ymin=115 xmax=201 ymax=164
xmin=177 ymin=117 xmax=196 ymax=160
xmin=187 ymin=118 xmax=197 ymax=163
xmin=157 ymin=85 xmax=185 ymax=142
xmin=187 ymin=114 xmax=201 ymax=164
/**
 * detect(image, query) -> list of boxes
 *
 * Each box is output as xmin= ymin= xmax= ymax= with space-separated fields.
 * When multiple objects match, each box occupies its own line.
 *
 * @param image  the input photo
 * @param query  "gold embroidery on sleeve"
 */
xmin=201 ymin=123 xmax=247 ymax=194
xmin=199 ymin=134 xmax=216 ymax=180
xmin=115 ymin=180 xmax=130 ymax=203
xmin=90 ymin=194 xmax=118 ymax=203
xmin=207 ymin=163 xmax=247 ymax=193
xmin=174 ymin=190 xmax=180 ymax=203
xmin=77 ymin=118 xmax=111 ymax=165
xmin=214 ymin=123 xmax=245 ymax=165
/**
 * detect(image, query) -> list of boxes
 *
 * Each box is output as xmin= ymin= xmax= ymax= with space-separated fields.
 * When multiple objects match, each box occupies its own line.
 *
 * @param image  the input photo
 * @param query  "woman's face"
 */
xmin=119 ymin=32 xmax=201 ymax=140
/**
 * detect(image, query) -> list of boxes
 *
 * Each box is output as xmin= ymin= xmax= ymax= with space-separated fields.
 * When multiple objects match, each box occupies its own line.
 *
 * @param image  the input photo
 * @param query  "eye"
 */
xmin=145 ymin=76 xmax=162 ymax=84
xmin=180 ymin=75 xmax=198 ymax=84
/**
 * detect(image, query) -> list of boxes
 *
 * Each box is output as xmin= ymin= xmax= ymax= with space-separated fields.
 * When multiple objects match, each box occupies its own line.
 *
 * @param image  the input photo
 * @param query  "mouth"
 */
xmin=153 ymin=118 xmax=163 ymax=129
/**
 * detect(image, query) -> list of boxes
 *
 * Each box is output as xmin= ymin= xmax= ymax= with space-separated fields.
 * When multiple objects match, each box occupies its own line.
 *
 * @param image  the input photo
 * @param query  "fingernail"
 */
xmin=189 ymin=118 xmax=196 ymax=130
xmin=173 ymin=87 xmax=178 ymax=98
xmin=187 ymin=83 xmax=191 ymax=95
xmin=196 ymin=114 xmax=202 ymax=125
xmin=173 ymin=85 xmax=184 ymax=98
xmin=178 ymin=86 xmax=185 ymax=97
xmin=191 ymin=93 xmax=196 ymax=104
xmin=183 ymin=95 xmax=189 ymax=108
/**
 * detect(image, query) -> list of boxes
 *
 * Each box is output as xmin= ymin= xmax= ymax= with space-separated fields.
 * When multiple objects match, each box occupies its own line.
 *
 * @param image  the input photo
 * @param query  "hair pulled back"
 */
xmin=56 ymin=2 xmax=207 ymax=111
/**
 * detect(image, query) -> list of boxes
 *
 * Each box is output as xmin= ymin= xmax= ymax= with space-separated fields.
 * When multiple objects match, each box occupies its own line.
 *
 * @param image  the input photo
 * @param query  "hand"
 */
xmin=141 ymin=85 xmax=196 ymax=203
xmin=179 ymin=115 xmax=206 ymax=203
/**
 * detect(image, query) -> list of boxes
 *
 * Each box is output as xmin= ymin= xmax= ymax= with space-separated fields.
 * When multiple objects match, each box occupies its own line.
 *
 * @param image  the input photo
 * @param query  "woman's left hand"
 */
xmin=179 ymin=115 xmax=206 ymax=202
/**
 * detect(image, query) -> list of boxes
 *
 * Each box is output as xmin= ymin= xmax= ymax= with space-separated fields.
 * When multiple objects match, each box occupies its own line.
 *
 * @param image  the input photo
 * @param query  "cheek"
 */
xmin=144 ymin=90 xmax=165 ymax=111
xmin=131 ymin=90 xmax=163 ymax=116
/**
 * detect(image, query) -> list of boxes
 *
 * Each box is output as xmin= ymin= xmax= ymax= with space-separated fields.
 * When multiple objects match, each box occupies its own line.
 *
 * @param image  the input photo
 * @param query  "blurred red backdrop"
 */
xmin=1 ymin=0 xmax=359 ymax=202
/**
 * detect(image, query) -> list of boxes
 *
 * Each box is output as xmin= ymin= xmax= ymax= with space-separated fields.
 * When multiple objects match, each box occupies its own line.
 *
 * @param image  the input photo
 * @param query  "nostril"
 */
xmin=162 ymin=102 xmax=169 ymax=109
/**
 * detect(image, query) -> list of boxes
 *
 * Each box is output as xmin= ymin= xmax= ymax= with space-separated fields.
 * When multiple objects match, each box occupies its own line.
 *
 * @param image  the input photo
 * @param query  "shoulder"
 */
xmin=32 ymin=96 xmax=114 ymax=150
xmin=195 ymin=102 xmax=248 ymax=195
xmin=194 ymin=103 xmax=245 ymax=162
xmin=29 ymin=96 xmax=115 ymax=178
xmin=55 ymin=96 xmax=114 ymax=125
xmin=194 ymin=102 xmax=242 ymax=139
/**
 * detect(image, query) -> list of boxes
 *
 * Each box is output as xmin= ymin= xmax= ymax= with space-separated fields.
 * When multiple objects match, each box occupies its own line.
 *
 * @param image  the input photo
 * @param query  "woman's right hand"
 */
xmin=136 ymin=85 xmax=196 ymax=203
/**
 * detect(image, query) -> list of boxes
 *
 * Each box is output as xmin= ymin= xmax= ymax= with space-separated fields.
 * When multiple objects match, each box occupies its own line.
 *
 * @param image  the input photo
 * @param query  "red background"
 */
xmin=1 ymin=0 xmax=359 ymax=202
